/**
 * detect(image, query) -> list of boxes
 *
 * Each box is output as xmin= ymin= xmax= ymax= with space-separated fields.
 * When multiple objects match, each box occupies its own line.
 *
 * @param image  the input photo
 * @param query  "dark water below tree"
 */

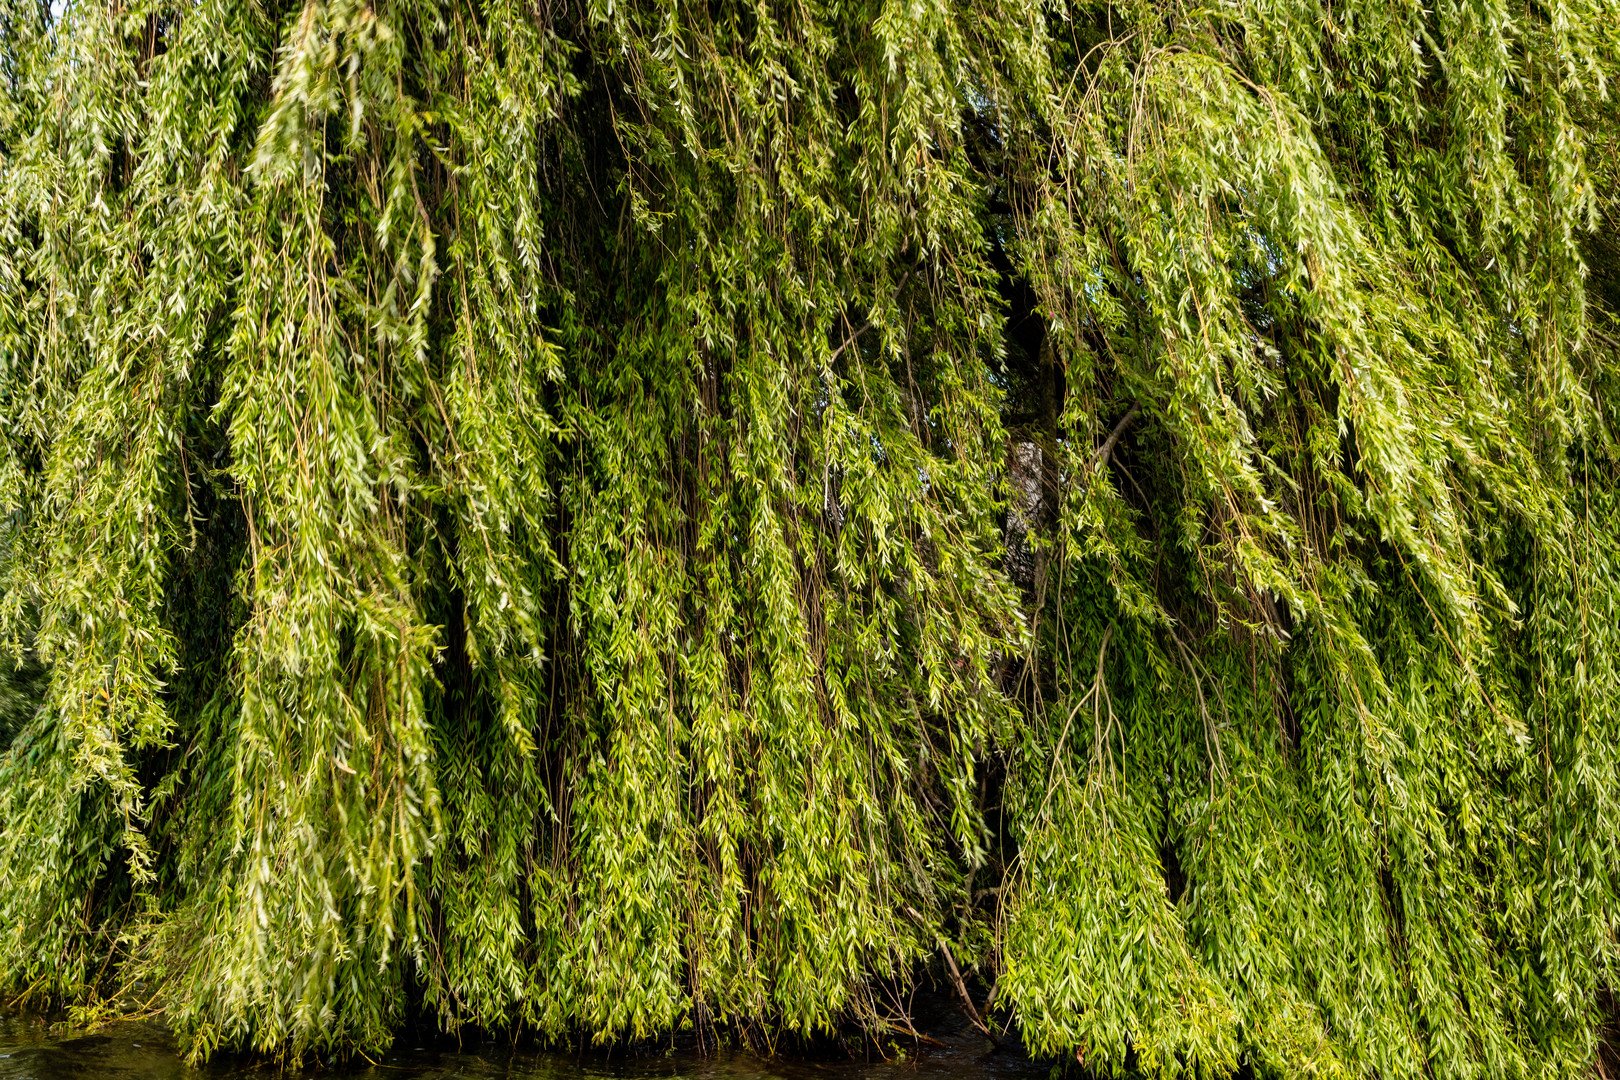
xmin=0 ymin=1010 xmax=1053 ymax=1080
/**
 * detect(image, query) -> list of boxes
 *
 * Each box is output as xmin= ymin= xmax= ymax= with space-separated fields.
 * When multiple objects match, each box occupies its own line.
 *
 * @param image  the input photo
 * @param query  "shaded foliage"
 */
xmin=0 ymin=0 xmax=1618 ymax=1076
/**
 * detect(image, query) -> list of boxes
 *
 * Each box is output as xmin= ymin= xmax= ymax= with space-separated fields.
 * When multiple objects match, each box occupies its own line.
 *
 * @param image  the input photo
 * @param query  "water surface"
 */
xmin=0 ymin=1001 xmax=1051 ymax=1080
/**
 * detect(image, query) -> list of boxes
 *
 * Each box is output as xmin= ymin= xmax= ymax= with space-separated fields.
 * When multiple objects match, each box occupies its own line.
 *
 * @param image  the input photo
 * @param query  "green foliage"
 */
xmin=0 ymin=0 xmax=1617 ymax=1075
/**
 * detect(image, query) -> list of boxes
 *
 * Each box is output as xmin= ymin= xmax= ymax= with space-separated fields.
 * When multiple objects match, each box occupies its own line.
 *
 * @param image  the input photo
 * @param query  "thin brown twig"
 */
xmin=1088 ymin=404 xmax=1140 ymax=478
xmin=828 ymin=267 xmax=916 ymax=364
xmin=902 ymin=905 xmax=1002 ymax=1046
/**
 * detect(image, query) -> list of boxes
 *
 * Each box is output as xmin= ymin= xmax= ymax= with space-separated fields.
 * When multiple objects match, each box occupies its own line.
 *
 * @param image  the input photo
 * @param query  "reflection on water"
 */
xmin=0 ymin=1002 xmax=1052 ymax=1080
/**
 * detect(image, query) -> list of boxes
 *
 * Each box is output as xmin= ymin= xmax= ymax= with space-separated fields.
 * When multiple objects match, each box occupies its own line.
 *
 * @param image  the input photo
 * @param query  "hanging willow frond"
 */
xmin=0 ymin=0 xmax=1617 ymax=1074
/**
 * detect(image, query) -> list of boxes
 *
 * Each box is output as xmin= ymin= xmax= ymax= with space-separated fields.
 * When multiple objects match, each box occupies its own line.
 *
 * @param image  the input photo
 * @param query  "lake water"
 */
xmin=0 ymin=1000 xmax=1053 ymax=1080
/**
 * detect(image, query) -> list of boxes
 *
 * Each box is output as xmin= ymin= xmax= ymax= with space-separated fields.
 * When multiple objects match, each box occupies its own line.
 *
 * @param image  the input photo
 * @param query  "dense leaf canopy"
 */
xmin=1 ymin=0 xmax=1619 ymax=1075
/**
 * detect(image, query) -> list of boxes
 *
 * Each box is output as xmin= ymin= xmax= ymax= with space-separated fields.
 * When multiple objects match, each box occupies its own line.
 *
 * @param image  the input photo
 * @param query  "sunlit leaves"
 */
xmin=0 ymin=0 xmax=1616 ymax=1075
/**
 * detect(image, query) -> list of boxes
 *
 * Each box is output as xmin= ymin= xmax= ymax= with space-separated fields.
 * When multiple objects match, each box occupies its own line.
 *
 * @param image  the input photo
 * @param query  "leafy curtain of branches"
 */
xmin=1 ymin=0 xmax=1618 ymax=1074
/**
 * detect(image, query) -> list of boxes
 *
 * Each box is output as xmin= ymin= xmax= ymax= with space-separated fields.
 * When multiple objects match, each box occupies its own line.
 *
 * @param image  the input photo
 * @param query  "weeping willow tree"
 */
xmin=0 ymin=0 xmax=1618 ymax=1074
